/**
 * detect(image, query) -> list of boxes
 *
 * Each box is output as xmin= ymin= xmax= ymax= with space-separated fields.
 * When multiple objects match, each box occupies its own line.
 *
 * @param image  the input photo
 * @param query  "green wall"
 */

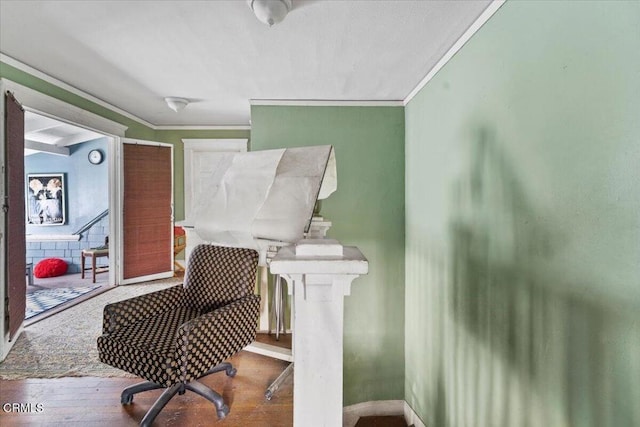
xmin=250 ymin=105 xmax=405 ymax=405
xmin=405 ymin=1 xmax=640 ymax=426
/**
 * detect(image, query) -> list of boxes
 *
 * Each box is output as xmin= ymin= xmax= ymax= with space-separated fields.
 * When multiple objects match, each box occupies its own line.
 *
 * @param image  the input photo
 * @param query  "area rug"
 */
xmin=26 ymin=285 xmax=102 ymax=320
xmin=0 ymin=277 xmax=181 ymax=380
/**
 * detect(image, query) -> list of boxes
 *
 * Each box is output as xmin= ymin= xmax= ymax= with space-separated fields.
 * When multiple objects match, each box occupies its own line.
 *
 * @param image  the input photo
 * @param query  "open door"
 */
xmin=120 ymin=139 xmax=174 ymax=284
xmin=3 ymin=91 xmax=26 ymax=341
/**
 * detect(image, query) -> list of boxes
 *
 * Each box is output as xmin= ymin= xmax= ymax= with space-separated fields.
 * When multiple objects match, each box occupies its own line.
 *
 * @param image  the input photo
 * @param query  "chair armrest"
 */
xmin=176 ymin=294 xmax=260 ymax=382
xmin=102 ymin=284 xmax=185 ymax=334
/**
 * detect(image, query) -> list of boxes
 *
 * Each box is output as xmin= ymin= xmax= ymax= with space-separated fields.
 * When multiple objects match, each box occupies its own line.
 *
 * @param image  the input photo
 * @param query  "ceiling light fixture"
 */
xmin=249 ymin=0 xmax=292 ymax=27
xmin=164 ymin=97 xmax=189 ymax=112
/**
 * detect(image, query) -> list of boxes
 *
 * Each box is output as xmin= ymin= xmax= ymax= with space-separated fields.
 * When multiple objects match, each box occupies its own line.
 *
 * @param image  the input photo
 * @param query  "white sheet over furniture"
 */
xmin=190 ymin=144 xmax=336 ymax=250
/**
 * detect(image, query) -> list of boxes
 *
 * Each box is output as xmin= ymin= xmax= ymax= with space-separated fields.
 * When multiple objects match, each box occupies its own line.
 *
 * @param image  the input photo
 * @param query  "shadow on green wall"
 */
xmin=437 ymin=128 xmax=640 ymax=426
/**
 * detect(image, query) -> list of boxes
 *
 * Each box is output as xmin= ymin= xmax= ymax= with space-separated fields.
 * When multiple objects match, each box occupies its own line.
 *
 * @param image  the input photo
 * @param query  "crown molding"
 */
xmin=155 ymin=125 xmax=251 ymax=131
xmin=250 ymin=99 xmax=404 ymax=107
xmin=2 ymin=78 xmax=129 ymax=137
xmin=1 ymin=53 xmax=251 ymax=131
xmin=1 ymin=53 xmax=157 ymax=128
xmin=3 ymin=0 xmax=505 ymax=130
xmin=403 ymin=0 xmax=506 ymax=105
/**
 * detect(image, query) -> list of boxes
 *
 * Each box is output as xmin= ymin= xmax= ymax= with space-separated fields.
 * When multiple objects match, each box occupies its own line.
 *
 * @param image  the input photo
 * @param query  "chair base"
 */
xmin=121 ymin=362 xmax=236 ymax=426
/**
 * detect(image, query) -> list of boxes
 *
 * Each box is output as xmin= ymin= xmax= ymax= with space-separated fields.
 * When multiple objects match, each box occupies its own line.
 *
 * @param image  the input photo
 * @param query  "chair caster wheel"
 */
xmin=226 ymin=367 xmax=237 ymax=377
xmin=217 ymin=404 xmax=230 ymax=419
xmin=121 ymin=393 xmax=134 ymax=405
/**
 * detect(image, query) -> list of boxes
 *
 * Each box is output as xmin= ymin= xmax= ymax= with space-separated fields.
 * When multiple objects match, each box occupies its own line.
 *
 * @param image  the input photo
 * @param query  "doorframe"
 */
xmin=0 ymin=78 xmax=128 ymax=360
xmin=182 ymin=138 xmax=248 ymax=224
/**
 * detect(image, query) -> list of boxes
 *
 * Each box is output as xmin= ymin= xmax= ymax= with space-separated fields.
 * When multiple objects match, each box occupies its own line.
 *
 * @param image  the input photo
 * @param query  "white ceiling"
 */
xmin=23 ymin=111 xmax=103 ymax=156
xmin=0 ymin=0 xmax=493 ymax=127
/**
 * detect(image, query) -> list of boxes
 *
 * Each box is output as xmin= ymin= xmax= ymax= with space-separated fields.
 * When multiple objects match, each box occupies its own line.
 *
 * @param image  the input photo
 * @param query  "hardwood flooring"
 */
xmin=0 ymin=341 xmax=293 ymax=426
xmin=3 ymin=292 xmax=399 ymax=427
xmin=355 ymin=415 xmax=409 ymax=427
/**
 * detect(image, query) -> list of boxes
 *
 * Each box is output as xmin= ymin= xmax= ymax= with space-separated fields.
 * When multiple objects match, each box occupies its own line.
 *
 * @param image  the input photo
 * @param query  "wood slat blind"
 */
xmin=123 ymin=144 xmax=172 ymax=279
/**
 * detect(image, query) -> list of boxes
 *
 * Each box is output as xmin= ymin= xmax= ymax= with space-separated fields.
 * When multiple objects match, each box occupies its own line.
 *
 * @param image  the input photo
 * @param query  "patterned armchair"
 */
xmin=97 ymin=244 xmax=260 ymax=426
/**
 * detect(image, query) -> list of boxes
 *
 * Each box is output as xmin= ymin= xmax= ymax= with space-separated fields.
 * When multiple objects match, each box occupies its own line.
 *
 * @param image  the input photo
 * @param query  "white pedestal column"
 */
xmin=270 ymin=239 xmax=368 ymax=427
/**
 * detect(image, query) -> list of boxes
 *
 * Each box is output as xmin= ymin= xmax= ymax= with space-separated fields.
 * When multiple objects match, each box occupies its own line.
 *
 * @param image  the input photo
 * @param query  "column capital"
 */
xmin=270 ymin=239 xmax=368 ymax=276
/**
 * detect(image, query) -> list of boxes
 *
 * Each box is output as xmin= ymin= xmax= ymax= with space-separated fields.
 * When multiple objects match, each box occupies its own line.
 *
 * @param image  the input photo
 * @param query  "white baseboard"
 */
xmin=343 ymin=400 xmax=404 ymax=427
xmin=404 ymin=401 xmax=427 ymax=427
xmin=342 ymin=400 xmax=427 ymax=427
xmin=244 ymin=341 xmax=293 ymax=362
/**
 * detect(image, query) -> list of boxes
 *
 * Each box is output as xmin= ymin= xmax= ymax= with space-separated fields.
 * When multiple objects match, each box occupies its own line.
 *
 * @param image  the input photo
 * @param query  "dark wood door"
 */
xmin=4 ymin=91 xmax=26 ymax=340
xmin=122 ymin=142 xmax=173 ymax=281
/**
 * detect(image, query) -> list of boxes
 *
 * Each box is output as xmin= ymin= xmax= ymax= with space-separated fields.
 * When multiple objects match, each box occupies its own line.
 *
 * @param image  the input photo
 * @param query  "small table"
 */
xmin=25 ymin=262 xmax=34 ymax=286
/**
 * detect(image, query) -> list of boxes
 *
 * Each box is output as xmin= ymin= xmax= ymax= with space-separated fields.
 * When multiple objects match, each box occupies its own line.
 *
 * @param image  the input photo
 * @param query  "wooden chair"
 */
xmin=174 ymin=226 xmax=187 ymax=275
xmin=81 ymin=236 xmax=109 ymax=283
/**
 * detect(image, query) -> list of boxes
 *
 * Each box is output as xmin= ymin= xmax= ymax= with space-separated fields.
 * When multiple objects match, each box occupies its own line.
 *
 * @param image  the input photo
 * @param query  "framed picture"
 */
xmin=26 ymin=173 xmax=66 ymax=225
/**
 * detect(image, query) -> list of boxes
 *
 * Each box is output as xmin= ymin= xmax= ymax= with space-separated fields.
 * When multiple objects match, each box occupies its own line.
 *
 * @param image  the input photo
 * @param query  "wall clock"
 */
xmin=88 ymin=149 xmax=103 ymax=165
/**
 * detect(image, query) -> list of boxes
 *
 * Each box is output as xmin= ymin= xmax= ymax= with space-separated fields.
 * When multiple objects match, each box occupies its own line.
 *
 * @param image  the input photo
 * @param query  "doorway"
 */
xmin=1 ymin=79 xmax=176 ymax=360
xmin=23 ymin=111 xmax=112 ymax=324
xmin=1 ymin=79 xmax=128 ymax=360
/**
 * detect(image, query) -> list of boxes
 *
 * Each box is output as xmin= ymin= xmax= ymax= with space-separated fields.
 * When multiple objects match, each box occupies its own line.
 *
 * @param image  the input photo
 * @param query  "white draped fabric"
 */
xmin=192 ymin=145 xmax=336 ymax=250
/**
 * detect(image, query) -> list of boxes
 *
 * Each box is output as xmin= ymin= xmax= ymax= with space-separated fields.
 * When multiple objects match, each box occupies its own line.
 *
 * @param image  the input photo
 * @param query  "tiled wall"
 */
xmin=26 ymin=215 xmax=109 ymax=274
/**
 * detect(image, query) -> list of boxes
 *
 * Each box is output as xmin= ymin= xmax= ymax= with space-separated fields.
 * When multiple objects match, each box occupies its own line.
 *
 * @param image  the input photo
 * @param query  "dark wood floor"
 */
xmin=5 ymin=284 xmax=399 ymax=427
xmin=356 ymin=415 xmax=409 ymax=427
xmin=0 ymin=332 xmax=401 ymax=426
xmin=0 ymin=348 xmax=293 ymax=426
